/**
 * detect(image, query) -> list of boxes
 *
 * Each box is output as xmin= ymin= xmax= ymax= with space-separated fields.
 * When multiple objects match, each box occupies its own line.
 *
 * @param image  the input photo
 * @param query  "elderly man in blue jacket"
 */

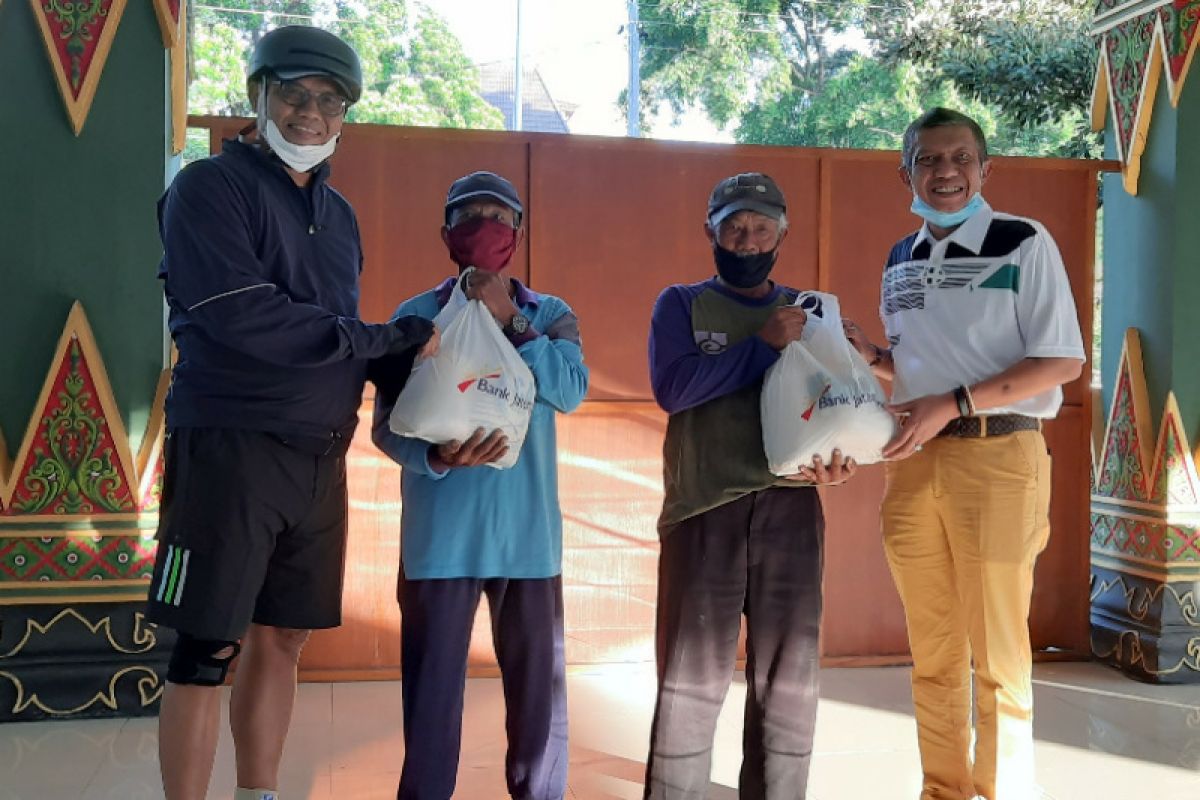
xmin=373 ymin=171 xmax=589 ymax=800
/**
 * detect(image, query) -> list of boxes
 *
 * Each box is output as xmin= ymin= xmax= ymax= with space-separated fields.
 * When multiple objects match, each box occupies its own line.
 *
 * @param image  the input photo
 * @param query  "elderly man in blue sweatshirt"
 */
xmin=373 ymin=171 xmax=589 ymax=800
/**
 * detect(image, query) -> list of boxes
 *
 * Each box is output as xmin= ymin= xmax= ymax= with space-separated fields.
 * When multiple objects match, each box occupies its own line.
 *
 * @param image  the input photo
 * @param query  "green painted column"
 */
xmin=1170 ymin=74 xmax=1200 ymax=429
xmin=0 ymin=0 xmax=169 ymax=453
xmin=0 ymin=0 xmax=178 ymax=719
xmin=1094 ymin=16 xmax=1200 ymax=684
xmin=1101 ymin=71 xmax=1200 ymax=434
xmin=1100 ymin=82 xmax=1178 ymax=422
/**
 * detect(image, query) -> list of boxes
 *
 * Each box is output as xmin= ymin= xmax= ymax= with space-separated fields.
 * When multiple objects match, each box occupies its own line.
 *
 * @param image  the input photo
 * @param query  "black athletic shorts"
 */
xmin=145 ymin=427 xmax=349 ymax=641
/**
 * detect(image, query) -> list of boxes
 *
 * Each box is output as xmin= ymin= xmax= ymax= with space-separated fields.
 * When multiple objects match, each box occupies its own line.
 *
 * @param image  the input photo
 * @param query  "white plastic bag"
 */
xmin=388 ymin=275 xmax=536 ymax=469
xmin=762 ymin=291 xmax=897 ymax=474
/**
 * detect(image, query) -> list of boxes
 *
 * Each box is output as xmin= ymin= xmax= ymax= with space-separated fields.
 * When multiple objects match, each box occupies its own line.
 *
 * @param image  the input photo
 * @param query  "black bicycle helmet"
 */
xmin=247 ymin=25 xmax=363 ymax=105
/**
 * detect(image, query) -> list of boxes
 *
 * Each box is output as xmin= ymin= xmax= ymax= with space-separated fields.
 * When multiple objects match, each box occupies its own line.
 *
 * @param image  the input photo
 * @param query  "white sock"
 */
xmin=234 ymin=789 xmax=278 ymax=800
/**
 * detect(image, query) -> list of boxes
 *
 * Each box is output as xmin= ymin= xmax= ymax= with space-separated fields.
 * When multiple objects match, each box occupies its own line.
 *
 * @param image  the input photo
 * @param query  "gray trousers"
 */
xmin=644 ymin=486 xmax=825 ymax=800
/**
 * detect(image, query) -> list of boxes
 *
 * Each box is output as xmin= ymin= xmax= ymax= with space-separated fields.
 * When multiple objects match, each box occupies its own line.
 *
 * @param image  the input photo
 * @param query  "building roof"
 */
xmin=477 ymin=60 xmax=578 ymax=134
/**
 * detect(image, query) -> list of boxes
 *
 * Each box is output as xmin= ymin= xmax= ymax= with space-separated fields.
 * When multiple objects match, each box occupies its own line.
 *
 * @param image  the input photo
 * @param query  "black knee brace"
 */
xmin=166 ymin=633 xmax=242 ymax=686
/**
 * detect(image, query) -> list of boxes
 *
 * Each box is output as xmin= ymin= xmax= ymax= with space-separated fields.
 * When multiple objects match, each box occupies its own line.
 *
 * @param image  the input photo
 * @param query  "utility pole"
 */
xmin=514 ymin=0 xmax=525 ymax=131
xmin=627 ymin=0 xmax=640 ymax=137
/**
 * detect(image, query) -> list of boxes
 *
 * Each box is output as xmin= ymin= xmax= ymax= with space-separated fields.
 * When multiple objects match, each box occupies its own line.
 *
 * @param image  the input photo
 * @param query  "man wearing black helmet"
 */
xmin=145 ymin=26 xmax=436 ymax=800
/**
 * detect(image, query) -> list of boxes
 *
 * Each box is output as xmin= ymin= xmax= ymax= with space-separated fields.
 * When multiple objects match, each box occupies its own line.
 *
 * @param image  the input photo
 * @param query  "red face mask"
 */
xmin=444 ymin=217 xmax=519 ymax=273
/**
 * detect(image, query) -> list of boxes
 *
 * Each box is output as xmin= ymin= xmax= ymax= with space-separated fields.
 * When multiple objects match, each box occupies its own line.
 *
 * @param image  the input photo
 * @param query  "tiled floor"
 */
xmin=1 ymin=662 xmax=1197 ymax=799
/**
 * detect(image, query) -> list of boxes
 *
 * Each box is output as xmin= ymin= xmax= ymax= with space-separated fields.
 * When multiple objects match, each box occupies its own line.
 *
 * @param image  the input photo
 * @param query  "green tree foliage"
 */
xmin=188 ymin=0 xmax=503 ymax=129
xmin=635 ymin=0 xmax=1099 ymax=157
xmin=636 ymin=0 xmax=871 ymax=128
xmin=874 ymin=0 xmax=1097 ymax=155
xmin=739 ymin=56 xmax=1092 ymax=158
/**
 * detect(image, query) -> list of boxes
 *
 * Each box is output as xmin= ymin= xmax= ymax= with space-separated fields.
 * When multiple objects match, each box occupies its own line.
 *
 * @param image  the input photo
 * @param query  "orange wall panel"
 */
xmin=527 ymin=139 xmax=820 ymax=400
xmin=817 ymin=465 xmax=910 ymax=659
xmin=188 ymin=120 xmax=1100 ymax=671
xmin=557 ymin=403 xmax=666 ymax=664
xmin=334 ymin=126 xmax=531 ymax=322
xmin=1035 ymin=408 xmax=1091 ymax=651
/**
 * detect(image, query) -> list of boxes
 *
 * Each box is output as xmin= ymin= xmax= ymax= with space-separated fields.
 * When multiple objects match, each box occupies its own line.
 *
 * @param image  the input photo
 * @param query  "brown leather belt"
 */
xmin=937 ymin=414 xmax=1042 ymax=438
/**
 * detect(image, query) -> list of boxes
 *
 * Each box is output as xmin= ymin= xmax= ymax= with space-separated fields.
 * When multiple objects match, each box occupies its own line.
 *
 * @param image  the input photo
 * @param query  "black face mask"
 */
xmin=713 ymin=244 xmax=778 ymax=289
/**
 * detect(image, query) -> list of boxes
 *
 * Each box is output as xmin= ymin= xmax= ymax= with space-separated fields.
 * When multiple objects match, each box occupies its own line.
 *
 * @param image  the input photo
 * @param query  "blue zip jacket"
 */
xmin=159 ymin=138 xmax=413 ymax=439
xmin=373 ymin=277 xmax=589 ymax=579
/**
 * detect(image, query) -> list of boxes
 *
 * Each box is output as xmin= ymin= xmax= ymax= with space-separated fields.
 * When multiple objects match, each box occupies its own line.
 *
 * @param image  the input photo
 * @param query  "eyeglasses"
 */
xmin=270 ymin=80 xmax=348 ymax=118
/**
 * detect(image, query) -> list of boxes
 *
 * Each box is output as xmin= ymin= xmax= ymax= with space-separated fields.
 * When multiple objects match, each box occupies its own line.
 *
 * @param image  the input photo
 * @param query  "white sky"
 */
xmin=416 ymin=0 xmax=731 ymax=142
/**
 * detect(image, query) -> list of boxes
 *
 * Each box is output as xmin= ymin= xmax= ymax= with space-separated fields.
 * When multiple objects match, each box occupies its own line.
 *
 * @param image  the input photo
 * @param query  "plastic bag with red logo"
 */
xmin=761 ymin=291 xmax=896 ymax=475
xmin=388 ymin=276 xmax=535 ymax=469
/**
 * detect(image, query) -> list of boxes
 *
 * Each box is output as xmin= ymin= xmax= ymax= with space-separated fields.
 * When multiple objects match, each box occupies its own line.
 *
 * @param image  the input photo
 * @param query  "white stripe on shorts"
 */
xmin=156 ymin=545 xmax=175 ymax=603
xmin=173 ymin=549 xmax=190 ymax=607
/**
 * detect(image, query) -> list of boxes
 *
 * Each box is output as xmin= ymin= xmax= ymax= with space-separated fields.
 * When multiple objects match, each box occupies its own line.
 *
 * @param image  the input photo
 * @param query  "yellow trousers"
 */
xmin=882 ymin=430 xmax=1052 ymax=800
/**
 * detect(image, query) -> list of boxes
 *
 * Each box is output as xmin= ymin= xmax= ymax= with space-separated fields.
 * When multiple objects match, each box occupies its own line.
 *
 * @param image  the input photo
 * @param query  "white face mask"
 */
xmin=261 ymin=118 xmax=339 ymax=173
xmin=256 ymin=86 xmax=340 ymax=173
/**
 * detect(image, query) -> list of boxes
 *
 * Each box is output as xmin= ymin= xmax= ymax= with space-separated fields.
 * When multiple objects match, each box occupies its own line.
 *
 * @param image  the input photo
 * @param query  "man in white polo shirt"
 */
xmin=844 ymin=107 xmax=1085 ymax=800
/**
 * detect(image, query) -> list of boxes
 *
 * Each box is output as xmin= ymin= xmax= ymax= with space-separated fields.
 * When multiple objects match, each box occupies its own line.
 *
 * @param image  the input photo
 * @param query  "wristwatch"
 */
xmin=503 ymin=313 xmax=530 ymax=337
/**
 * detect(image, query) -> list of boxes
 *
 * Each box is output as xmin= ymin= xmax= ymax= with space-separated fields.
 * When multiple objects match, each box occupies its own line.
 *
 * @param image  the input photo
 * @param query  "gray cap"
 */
xmin=445 ymin=171 xmax=524 ymax=225
xmin=707 ymin=173 xmax=786 ymax=226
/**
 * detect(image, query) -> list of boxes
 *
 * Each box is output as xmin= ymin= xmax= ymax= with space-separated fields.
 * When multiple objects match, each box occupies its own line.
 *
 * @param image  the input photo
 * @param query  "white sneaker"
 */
xmin=234 ymin=789 xmax=278 ymax=800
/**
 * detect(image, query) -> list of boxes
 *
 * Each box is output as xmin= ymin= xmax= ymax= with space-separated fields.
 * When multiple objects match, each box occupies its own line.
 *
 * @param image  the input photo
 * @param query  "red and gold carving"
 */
xmin=152 ymin=0 xmax=183 ymax=47
xmin=1092 ymin=328 xmax=1200 ymax=567
xmin=0 ymin=304 xmax=167 ymax=605
xmin=30 ymin=0 xmax=129 ymax=135
xmin=170 ymin=0 xmax=188 ymax=155
xmin=136 ymin=372 xmax=170 ymax=514
xmin=1092 ymin=1 xmax=1200 ymax=194
xmin=1150 ymin=394 xmax=1200 ymax=508
xmin=0 ymin=429 xmax=9 ymax=514
xmin=1094 ymin=329 xmax=1154 ymax=504
xmin=1 ymin=304 xmax=138 ymax=520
